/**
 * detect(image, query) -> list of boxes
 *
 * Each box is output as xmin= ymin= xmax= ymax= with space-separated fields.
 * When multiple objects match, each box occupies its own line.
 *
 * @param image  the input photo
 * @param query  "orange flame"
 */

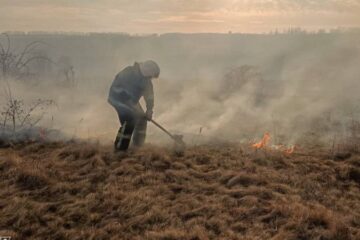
xmin=252 ymin=132 xmax=271 ymax=149
xmin=251 ymin=132 xmax=296 ymax=155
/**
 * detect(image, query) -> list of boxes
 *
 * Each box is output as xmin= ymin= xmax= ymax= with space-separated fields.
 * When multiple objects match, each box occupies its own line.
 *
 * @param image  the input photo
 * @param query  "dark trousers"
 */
xmin=114 ymin=104 xmax=147 ymax=151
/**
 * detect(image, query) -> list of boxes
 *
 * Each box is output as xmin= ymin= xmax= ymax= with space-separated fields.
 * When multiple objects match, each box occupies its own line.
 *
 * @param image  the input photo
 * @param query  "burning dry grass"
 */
xmin=0 ymin=141 xmax=359 ymax=239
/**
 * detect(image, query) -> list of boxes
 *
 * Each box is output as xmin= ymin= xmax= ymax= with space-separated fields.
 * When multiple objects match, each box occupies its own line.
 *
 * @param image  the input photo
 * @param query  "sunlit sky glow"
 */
xmin=1 ymin=0 xmax=360 ymax=33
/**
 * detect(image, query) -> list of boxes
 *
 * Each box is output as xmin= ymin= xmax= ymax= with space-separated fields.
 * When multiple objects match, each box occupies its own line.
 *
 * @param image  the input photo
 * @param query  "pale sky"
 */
xmin=1 ymin=0 xmax=360 ymax=33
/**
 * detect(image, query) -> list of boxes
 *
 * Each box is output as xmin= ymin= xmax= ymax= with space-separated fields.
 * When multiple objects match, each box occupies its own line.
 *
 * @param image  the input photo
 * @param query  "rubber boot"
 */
xmin=133 ymin=118 xmax=147 ymax=147
xmin=114 ymin=121 xmax=134 ymax=151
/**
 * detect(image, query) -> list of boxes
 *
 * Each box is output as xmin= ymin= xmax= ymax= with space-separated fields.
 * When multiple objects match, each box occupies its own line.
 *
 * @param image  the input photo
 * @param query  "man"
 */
xmin=108 ymin=60 xmax=160 ymax=151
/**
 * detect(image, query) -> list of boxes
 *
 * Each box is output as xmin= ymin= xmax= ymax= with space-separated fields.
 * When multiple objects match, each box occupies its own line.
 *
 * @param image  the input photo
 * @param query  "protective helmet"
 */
xmin=138 ymin=60 xmax=160 ymax=78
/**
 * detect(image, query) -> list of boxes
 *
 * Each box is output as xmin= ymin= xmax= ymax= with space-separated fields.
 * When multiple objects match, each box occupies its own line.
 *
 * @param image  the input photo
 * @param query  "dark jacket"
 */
xmin=108 ymin=63 xmax=154 ymax=115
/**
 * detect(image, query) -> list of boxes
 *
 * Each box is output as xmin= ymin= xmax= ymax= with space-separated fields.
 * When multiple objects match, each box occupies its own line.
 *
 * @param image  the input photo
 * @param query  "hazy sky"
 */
xmin=1 ymin=0 xmax=360 ymax=33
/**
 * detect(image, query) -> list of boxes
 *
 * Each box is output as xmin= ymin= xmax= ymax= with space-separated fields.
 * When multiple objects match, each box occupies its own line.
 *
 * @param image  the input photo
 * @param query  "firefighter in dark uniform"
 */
xmin=108 ymin=60 xmax=160 ymax=151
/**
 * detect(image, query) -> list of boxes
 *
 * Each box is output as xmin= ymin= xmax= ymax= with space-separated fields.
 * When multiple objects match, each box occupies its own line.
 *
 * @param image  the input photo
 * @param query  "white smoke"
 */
xmin=1 ymin=32 xmax=359 ymax=146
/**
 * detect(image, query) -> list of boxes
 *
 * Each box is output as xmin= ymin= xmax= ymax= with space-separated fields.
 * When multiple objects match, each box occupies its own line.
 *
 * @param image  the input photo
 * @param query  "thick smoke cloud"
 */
xmin=1 ymin=32 xmax=359 ymax=146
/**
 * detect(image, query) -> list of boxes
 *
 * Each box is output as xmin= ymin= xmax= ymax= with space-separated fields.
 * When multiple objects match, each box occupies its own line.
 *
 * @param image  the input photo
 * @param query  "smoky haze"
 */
xmin=1 ymin=31 xmax=360 ymax=146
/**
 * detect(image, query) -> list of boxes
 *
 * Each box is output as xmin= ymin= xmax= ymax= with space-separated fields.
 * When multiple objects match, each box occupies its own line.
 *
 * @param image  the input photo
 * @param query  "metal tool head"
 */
xmin=149 ymin=119 xmax=186 ymax=155
xmin=173 ymin=134 xmax=186 ymax=156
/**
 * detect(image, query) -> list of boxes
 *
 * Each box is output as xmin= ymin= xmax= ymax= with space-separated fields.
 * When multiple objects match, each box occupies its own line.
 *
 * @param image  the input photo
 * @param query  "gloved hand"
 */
xmin=145 ymin=109 xmax=153 ymax=120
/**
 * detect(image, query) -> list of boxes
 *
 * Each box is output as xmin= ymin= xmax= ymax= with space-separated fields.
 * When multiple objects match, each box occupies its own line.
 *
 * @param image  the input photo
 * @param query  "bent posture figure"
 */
xmin=108 ymin=60 xmax=160 ymax=151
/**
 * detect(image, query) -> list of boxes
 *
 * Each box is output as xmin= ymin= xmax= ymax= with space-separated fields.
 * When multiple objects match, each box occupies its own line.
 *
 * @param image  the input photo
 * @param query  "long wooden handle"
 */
xmin=150 ymin=119 xmax=176 ymax=140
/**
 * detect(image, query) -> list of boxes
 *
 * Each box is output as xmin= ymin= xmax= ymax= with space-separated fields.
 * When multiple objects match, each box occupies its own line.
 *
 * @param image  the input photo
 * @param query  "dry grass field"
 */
xmin=0 ymin=141 xmax=359 ymax=239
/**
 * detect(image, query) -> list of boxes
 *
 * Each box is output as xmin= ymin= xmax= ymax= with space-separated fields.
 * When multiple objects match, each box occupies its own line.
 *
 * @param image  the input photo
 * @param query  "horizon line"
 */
xmin=2 ymin=27 xmax=360 ymax=36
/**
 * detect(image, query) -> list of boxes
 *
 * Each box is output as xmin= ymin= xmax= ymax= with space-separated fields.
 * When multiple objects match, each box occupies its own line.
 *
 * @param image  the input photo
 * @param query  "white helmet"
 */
xmin=138 ymin=60 xmax=160 ymax=78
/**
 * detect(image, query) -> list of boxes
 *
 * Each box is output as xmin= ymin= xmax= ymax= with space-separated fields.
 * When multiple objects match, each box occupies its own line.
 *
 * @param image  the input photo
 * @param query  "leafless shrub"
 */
xmin=330 ymin=111 xmax=360 ymax=155
xmin=346 ymin=115 xmax=360 ymax=153
xmin=56 ymin=56 xmax=76 ymax=86
xmin=1 ymin=98 xmax=54 ymax=132
xmin=0 ymin=81 xmax=54 ymax=133
xmin=0 ymin=33 xmax=53 ymax=80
